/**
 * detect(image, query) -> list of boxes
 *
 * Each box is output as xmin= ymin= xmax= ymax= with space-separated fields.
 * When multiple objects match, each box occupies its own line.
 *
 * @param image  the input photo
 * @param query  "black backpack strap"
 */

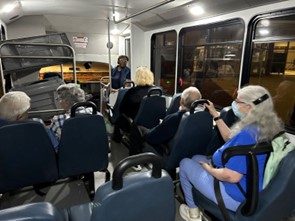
xmin=214 ymin=178 xmax=230 ymax=221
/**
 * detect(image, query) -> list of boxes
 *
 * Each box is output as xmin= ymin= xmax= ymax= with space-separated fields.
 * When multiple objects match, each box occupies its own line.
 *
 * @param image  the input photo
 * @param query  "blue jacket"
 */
xmin=111 ymin=66 xmax=131 ymax=89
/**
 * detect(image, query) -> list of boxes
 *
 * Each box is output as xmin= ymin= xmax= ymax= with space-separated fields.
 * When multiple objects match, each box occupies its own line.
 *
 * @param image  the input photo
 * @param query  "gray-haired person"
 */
xmin=0 ymin=91 xmax=59 ymax=150
xmin=49 ymin=83 xmax=101 ymax=140
xmin=0 ymin=91 xmax=31 ymax=122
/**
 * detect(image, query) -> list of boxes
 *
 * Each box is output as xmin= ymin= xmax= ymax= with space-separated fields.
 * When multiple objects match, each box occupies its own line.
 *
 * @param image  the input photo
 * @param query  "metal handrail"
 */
xmin=0 ymin=42 xmax=76 ymax=96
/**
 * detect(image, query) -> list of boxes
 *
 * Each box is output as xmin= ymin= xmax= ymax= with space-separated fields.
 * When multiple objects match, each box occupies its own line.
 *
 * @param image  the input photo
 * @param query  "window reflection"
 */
xmin=151 ymin=30 xmax=177 ymax=95
xmin=179 ymin=19 xmax=244 ymax=107
xmin=250 ymin=14 xmax=295 ymax=129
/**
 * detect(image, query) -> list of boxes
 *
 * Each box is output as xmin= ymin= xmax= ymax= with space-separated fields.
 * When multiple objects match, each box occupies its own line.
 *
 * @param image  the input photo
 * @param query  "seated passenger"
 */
xmin=143 ymin=86 xmax=202 ymax=155
xmin=112 ymin=66 xmax=154 ymax=142
xmin=178 ymin=85 xmax=284 ymax=221
xmin=0 ymin=91 xmax=58 ymax=149
xmin=49 ymin=83 xmax=100 ymax=141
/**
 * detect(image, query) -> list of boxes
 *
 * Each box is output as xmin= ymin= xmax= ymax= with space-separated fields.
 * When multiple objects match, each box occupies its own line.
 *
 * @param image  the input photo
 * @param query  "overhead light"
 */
xmin=111 ymin=28 xmax=120 ymax=35
xmin=259 ymin=29 xmax=270 ymax=36
xmin=112 ymin=12 xmax=120 ymax=20
xmin=189 ymin=6 xmax=204 ymax=16
xmin=2 ymin=3 xmax=16 ymax=13
xmin=1 ymin=1 xmax=19 ymax=13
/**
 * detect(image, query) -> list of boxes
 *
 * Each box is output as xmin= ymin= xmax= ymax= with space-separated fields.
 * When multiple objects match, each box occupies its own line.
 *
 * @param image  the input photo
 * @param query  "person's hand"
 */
xmin=199 ymin=161 xmax=213 ymax=171
xmin=159 ymin=119 xmax=163 ymax=124
xmin=204 ymin=100 xmax=219 ymax=118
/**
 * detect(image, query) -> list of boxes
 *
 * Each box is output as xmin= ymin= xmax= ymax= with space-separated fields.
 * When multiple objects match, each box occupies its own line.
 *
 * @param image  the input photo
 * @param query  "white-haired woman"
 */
xmin=179 ymin=85 xmax=284 ymax=221
xmin=49 ymin=83 xmax=98 ymax=140
xmin=112 ymin=66 xmax=154 ymax=143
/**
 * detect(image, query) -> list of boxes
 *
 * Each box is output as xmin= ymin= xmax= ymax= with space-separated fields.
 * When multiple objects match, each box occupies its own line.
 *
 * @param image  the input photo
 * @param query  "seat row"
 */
xmin=0 ymin=153 xmax=176 ymax=221
xmin=108 ymin=85 xmax=238 ymax=178
xmin=142 ymin=100 xmax=238 ymax=178
xmin=0 ymin=102 xmax=110 ymax=199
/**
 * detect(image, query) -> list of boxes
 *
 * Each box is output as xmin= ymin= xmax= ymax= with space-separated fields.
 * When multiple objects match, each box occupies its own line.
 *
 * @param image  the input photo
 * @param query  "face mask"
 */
xmin=231 ymin=101 xmax=245 ymax=119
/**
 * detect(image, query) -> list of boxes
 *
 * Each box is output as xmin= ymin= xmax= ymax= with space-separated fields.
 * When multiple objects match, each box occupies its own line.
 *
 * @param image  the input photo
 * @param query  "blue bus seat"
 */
xmin=125 ymin=87 xmax=167 ymax=155
xmin=67 ymin=153 xmax=175 ymax=221
xmin=143 ymin=99 xmax=213 ymax=178
xmin=192 ymin=144 xmax=295 ymax=221
xmin=0 ymin=120 xmax=58 ymax=194
xmin=107 ymin=81 xmax=135 ymax=124
xmin=205 ymin=106 xmax=238 ymax=156
xmin=58 ymin=102 xmax=110 ymax=198
xmin=0 ymin=202 xmax=66 ymax=221
xmin=166 ymin=93 xmax=181 ymax=116
xmin=0 ymin=202 xmax=65 ymax=221
xmin=133 ymin=87 xmax=166 ymax=129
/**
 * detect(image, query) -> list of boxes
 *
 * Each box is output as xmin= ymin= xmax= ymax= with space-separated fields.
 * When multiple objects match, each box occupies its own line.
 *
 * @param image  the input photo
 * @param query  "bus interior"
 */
xmin=0 ymin=0 xmax=295 ymax=221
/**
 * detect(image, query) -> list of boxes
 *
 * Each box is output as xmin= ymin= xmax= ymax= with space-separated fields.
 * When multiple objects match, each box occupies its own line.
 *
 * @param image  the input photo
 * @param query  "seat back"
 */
xmin=89 ymin=153 xmax=175 ymax=221
xmin=58 ymin=102 xmax=109 ymax=178
xmin=0 ymin=121 xmax=58 ymax=193
xmin=0 ymin=202 xmax=65 ymax=221
xmin=220 ymin=106 xmax=237 ymax=127
xmin=235 ymin=150 xmax=295 ymax=221
xmin=166 ymin=93 xmax=181 ymax=115
xmin=193 ymin=147 xmax=295 ymax=221
xmin=134 ymin=87 xmax=166 ymax=129
xmin=205 ymin=106 xmax=238 ymax=155
xmin=163 ymin=99 xmax=213 ymax=171
xmin=109 ymin=81 xmax=135 ymax=124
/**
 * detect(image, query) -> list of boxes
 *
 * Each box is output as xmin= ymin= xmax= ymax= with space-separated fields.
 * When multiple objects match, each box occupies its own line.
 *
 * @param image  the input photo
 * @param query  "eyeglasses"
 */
xmin=119 ymin=59 xmax=128 ymax=62
xmin=235 ymin=99 xmax=246 ymax=104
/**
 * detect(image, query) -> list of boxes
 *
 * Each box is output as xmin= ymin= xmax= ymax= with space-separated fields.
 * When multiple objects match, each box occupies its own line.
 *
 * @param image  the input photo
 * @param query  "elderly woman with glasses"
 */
xmin=111 ymin=55 xmax=131 ymax=90
xmin=49 ymin=83 xmax=100 ymax=141
xmin=178 ymin=85 xmax=284 ymax=221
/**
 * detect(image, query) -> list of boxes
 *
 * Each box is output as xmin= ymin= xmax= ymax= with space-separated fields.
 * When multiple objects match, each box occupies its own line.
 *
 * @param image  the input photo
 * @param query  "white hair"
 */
xmin=0 ymin=91 xmax=31 ymax=121
xmin=230 ymin=85 xmax=284 ymax=142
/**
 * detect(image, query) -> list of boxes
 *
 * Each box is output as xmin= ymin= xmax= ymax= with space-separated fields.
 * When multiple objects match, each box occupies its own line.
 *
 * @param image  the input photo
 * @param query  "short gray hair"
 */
xmin=181 ymin=86 xmax=202 ymax=109
xmin=56 ymin=83 xmax=85 ymax=106
xmin=0 ymin=91 xmax=31 ymax=121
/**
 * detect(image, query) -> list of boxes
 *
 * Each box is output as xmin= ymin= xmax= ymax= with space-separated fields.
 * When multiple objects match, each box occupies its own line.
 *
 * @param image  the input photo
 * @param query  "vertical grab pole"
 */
xmin=107 ymin=18 xmax=112 ymax=90
xmin=99 ymin=18 xmax=113 ymax=114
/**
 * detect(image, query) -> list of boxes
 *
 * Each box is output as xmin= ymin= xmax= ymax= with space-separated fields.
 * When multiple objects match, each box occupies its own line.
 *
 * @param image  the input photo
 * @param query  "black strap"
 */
xmin=214 ymin=178 xmax=230 ymax=221
xmin=236 ymin=182 xmax=246 ymax=197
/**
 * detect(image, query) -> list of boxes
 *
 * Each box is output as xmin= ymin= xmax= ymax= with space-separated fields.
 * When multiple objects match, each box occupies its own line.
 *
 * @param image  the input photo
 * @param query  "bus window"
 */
xmin=151 ymin=30 xmax=177 ymax=95
xmin=248 ymin=12 xmax=295 ymax=132
xmin=179 ymin=19 xmax=244 ymax=108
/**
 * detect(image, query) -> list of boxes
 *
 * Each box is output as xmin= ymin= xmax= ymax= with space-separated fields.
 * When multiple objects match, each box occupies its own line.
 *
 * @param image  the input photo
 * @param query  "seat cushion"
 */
xmin=0 ymin=202 xmax=65 ymax=221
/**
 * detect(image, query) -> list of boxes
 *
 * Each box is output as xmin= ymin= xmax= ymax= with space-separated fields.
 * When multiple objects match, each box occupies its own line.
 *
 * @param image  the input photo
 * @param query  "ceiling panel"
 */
xmin=0 ymin=0 xmax=290 ymax=31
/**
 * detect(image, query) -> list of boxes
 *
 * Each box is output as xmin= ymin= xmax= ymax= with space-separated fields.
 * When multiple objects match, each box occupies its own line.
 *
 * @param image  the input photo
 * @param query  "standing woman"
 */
xmin=179 ymin=85 xmax=284 ymax=221
xmin=111 ymin=55 xmax=131 ymax=90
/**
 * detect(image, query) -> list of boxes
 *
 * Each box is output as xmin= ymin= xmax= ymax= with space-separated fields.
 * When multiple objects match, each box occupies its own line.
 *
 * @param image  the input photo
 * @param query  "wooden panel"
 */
xmin=39 ymin=62 xmax=110 ymax=83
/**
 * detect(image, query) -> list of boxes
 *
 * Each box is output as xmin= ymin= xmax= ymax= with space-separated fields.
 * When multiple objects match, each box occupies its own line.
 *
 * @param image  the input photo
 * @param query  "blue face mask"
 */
xmin=231 ymin=101 xmax=245 ymax=119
